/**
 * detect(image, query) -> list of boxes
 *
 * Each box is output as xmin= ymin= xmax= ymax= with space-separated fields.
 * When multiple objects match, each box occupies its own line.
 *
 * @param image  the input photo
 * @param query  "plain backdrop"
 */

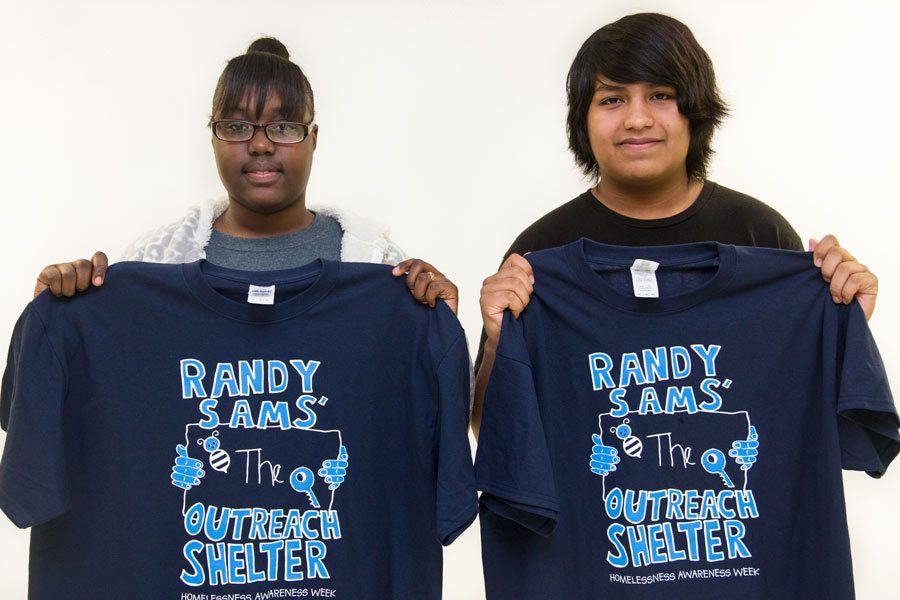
xmin=1 ymin=1 xmax=898 ymax=598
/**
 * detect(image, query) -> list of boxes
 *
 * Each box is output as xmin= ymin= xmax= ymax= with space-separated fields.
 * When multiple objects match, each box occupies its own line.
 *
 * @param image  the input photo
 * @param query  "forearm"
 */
xmin=471 ymin=337 xmax=497 ymax=440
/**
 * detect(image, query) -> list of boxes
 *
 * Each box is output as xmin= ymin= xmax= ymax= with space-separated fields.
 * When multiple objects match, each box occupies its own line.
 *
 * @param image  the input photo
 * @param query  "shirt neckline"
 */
xmin=578 ymin=180 xmax=716 ymax=229
xmin=564 ymin=238 xmax=737 ymax=314
xmin=181 ymin=259 xmax=339 ymax=323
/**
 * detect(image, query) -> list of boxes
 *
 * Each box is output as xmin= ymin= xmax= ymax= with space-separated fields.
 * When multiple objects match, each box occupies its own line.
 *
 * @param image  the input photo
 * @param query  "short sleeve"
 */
xmin=0 ymin=305 xmax=71 ymax=528
xmin=475 ymin=311 xmax=559 ymax=536
xmin=831 ymin=302 xmax=899 ymax=477
xmin=431 ymin=314 xmax=478 ymax=546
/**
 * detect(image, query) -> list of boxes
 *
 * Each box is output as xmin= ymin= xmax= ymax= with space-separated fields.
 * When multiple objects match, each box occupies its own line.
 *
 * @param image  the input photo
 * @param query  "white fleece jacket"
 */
xmin=121 ymin=199 xmax=407 ymax=265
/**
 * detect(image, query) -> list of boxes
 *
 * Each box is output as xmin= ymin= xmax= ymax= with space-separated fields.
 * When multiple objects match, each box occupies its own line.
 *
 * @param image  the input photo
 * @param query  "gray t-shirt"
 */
xmin=204 ymin=212 xmax=343 ymax=271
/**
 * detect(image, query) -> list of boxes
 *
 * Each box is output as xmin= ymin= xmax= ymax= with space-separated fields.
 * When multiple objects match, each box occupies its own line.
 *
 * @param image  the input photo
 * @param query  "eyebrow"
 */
xmin=594 ymin=80 xmax=624 ymax=92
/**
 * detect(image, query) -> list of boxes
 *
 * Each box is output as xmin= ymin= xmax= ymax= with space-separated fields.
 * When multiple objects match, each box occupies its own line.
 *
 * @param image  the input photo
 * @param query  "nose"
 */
xmin=248 ymin=126 xmax=275 ymax=155
xmin=623 ymin=98 xmax=654 ymax=130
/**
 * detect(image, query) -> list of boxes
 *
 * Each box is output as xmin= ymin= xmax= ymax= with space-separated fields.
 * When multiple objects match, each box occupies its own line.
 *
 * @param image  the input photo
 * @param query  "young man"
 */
xmin=472 ymin=13 xmax=878 ymax=433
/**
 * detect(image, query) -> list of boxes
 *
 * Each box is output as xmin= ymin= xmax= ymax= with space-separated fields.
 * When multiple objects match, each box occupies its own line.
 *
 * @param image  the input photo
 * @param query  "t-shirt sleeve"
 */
xmin=831 ymin=302 xmax=899 ymax=477
xmin=0 ymin=305 xmax=71 ymax=528
xmin=475 ymin=311 xmax=559 ymax=536
xmin=431 ymin=316 xmax=478 ymax=546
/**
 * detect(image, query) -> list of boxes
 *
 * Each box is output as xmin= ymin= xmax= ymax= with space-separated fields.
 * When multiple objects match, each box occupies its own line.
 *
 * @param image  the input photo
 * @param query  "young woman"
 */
xmin=33 ymin=37 xmax=457 ymax=312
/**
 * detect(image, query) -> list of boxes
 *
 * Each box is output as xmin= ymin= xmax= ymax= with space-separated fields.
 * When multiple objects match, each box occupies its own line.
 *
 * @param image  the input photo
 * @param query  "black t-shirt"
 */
xmin=507 ymin=181 xmax=802 ymax=256
xmin=476 ymin=182 xmax=803 ymax=371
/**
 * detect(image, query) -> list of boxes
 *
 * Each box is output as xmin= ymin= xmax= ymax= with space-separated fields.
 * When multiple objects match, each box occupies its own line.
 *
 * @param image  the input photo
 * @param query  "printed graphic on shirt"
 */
xmin=170 ymin=358 xmax=347 ymax=589
xmin=587 ymin=344 xmax=761 ymax=572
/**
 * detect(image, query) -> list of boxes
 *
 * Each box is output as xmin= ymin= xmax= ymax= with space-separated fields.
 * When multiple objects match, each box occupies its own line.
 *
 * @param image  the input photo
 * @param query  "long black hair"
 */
xmin=566 ymin=13 xmax=728 ymax=181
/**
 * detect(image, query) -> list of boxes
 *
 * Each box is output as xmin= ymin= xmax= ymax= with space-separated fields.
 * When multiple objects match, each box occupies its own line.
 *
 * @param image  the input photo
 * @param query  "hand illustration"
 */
xmin=590 ymin=434 xmax=620 ymax=476
xmin=318 ymin=445 xmax=349 ymax=490
xmin=171 ymin=444 xmax=205 ymax=490
xmin=729 ymin=426 xmax=759 ymax=471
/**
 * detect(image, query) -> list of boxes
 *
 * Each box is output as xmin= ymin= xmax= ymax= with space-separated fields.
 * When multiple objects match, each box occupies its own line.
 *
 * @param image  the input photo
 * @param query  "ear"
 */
xmin=310 ymin=124 xmax=319 ymax=150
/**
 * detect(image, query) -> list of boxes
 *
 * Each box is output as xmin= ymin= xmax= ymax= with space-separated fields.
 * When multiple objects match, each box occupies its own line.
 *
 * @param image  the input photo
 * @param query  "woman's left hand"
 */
xmin=810 ymin=235 xmax=878 ymax=320
xmin=392 ymin=259 xmax=459 ymax=315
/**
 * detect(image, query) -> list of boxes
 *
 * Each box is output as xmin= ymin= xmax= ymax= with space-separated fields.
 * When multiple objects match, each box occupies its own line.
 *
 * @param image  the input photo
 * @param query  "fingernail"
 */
xmin=94 ymin=276 xmax=103 ymax=285
xmin=832 ymin=296 xmax=840 ymax=303
xmin=814 ymin=259 xmax=823 ymax=267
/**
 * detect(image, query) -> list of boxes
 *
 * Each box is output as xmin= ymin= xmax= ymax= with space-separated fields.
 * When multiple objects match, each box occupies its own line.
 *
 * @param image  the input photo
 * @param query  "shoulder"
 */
xmin=508 ymin=191 xmax=595 ymax=257
xmin=703 ymin=182 xmax=803 ymax=250
xmin=312 ymin=205 xmax=407 ymax=264
xmin=120 ymin=199 xmax=227 ymax=263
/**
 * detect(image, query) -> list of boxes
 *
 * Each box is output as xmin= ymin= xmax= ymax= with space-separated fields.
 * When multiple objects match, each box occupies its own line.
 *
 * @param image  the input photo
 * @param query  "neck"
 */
xmin=213 ymin=200 xmax=315 ymax=238
xmin=593 ymin=176 xmax=704 ymax=220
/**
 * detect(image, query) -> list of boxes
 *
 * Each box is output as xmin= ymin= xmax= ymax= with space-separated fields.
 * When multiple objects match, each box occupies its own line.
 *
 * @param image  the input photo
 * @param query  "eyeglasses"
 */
xmin=211 ymin=120 xmax=315 ymax=144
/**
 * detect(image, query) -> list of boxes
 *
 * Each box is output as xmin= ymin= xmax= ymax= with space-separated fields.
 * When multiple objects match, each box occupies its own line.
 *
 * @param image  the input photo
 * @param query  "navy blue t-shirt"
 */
xmin=475 ymin=239 xmax=898 ymax=600
xmin=0 ymin=260 xmax=477 ymax=600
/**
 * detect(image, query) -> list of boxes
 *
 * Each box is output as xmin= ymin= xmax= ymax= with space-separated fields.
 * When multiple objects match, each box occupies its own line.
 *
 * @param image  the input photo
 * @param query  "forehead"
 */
xmin=221 ymin=87 xmax=308 ymax=121
xmin=593 ymin=77 xmax=675 ymax=93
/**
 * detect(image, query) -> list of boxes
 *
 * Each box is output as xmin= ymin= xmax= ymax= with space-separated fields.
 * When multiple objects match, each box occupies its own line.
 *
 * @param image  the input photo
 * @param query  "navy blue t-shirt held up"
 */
xmin=0 ymin=260 xmax=477 ymax=600
xmin=475 ymin=239 xmax=898 ymax=600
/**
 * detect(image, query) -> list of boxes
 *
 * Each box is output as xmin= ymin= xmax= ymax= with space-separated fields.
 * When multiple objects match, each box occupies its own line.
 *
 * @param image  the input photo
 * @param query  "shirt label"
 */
xmin=630 ymin=259 xmax=660 ymax=298
xmin=247 ymin=284 xmax=276 ymax=305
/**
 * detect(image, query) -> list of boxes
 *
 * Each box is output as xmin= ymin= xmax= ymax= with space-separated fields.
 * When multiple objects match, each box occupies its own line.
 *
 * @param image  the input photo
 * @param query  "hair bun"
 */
xmin=247 ymin=37 xmax=290 ymax=60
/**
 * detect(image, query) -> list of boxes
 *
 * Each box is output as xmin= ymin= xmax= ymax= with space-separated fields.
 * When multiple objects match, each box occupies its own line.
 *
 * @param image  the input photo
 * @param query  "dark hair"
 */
xmin=566 ymin=13 xmax=728 ymax=181
xmin=210 ymin=37 xmax=315 ymax=124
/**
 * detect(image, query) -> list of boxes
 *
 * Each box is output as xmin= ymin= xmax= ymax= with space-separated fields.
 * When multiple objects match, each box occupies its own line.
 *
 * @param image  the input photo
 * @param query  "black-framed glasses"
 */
xmin=211 ymin=120 xmax=315 ymax=144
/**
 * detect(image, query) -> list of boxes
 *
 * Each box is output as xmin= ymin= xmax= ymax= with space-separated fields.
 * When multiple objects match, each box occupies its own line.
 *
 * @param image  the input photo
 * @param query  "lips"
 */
xmin=618 ymin=137 xmax=662 ymax=150
xmin=243 ymin=162 xmax=283 ymax=183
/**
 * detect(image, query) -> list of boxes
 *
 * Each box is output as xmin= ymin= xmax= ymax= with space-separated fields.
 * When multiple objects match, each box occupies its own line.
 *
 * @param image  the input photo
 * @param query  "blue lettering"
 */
xmin=238 ymin=360 xmax=265 ymax=396
xmin=690 ymin=344 xmax=721 ymax=376
xmin=181 ymin=359 xmax=206 ymax=399
xmin=699 ymin=378 xmax=723 ymax=411
xmin=284 ymin=539 xmax=305 ymax=581
xmin=211 ymin=363 xmax=239 ymax=398
xmin=619 ymin=353 xmax=646 ymax=387
xmin=292 ymin=395 xmax=319 ymax=429
xmin=180 ymin=540 xmax=206 ymax=586
xmin=290 ymin=360 xmax=321 ymax=394
xmin=638 ymin=387 xmax=662 ymax=415
xmin=306 ymin=541 xmax=330 ymax=579
xmin=642 ymin=347 xmax=668 ymax=383
xmin=589 ymin=353 xmax=615 ymax=390
xmin=670 ymin=347 xmax=691 ymax=379
xmin=268 ymin=361 xmax=289 ymax=394
xmin=606 ymin=523 xmax=629 ymax=568
xmin=609 ymin=388 xmax=628 ymax=418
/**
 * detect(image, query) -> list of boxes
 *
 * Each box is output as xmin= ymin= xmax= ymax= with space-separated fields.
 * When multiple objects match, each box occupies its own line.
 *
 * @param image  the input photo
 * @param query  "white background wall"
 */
xmin=1 ymin=1 xmax=897 ymax=598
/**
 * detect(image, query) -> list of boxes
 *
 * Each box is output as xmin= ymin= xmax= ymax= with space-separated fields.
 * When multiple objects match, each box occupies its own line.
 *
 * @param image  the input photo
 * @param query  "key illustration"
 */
xmin=701 ymin=448 xmax=734 ymax=488
xmin=290 ymin=466 xmax=321 ymax=508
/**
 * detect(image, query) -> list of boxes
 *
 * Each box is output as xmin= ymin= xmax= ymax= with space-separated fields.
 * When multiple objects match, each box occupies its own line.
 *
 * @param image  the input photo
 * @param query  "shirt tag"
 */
xmin=247 ymin=284 xmax=276 ymax=305
xmin=630 ymin=259 xmax=660 ymax=298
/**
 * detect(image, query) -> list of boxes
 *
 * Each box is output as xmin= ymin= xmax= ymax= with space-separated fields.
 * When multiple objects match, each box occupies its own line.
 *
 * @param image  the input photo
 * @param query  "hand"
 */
xmin=318 ymin=445 xmax=349 ymax=491
xmin=728 ymin=425 xmax=759 ymax=471
xmin=171 ymin=444 xmax=205 ymax=490
xmin=590 ymin=434 xmax=620 ymax=476
xmin=809 ymin=236 xmax=877 ymax=320
xmin=480 ymin=253 xmax=534 ymax=343
xmin=34 ymin=251 xmax=108 ymax=299
xmin=392 ymin=259 xmax=459 ymax=315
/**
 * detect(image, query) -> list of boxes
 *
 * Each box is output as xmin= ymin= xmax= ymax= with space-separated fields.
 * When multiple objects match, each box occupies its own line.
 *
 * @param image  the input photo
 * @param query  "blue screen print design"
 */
xmin=168 ymin=358 xmax=348 ymax=588
xmin=585 ymin=344 xmax=761 ymax=571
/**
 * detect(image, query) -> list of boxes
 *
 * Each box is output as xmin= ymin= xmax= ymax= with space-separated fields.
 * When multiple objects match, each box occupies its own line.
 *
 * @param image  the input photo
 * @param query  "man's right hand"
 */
xmin=479 ymin=253 xmax=534 ymax=342
xmin=34 ymin=251 xmax=108 ymax=298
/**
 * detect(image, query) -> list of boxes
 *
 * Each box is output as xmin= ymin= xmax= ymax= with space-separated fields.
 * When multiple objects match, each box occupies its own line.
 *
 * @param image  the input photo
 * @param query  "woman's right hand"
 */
xmin=33 ymin=251 xmax=108 ymax=298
